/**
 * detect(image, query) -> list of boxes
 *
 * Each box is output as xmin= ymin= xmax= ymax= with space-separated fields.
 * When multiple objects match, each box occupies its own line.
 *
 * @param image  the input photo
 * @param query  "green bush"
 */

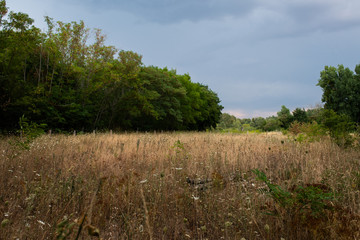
xmin=288 ymin=110 xmax=356 ymax=147
xmin=320 ymin=109 xmax=355 ymax=147
xmin=15 ymin=115 xmax=46 ymax=150
xmin=288 ymin=121 xmax=326 ymax=143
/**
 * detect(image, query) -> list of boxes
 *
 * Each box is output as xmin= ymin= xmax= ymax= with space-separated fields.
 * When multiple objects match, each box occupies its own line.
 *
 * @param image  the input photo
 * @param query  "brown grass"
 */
xmin=0 ymin=132 xmax=360 ymax=239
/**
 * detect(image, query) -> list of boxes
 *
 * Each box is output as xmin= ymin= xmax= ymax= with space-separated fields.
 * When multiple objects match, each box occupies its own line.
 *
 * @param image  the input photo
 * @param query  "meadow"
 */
xmin=1 ymin=132 xmax=360 ymax=239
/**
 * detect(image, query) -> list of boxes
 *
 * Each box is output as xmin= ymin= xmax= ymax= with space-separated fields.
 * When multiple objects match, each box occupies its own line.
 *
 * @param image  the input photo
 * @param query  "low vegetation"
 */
xmin=1 ymin=132 xmax=360 ymax=239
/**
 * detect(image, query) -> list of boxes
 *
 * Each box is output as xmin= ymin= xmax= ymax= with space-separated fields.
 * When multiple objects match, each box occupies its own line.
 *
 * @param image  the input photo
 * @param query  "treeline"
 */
xmin=218 ymin=59 xmax=360 ymax=134
xmin=218 ymin=105 xmax=358 ymax=146
xmin=0 ymin=1 xmax=223 ymax=132
xmin=218 ymin=62 xmax=360 ymax=135
xmin=217 ymin=106 xmax=323 ymax=132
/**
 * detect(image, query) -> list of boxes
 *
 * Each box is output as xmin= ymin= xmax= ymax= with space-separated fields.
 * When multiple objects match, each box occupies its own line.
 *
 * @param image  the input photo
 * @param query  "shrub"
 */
xmin=14 ymin=115 xmax=46 ymax=150
xmin=288 ymin=121 xmax=326 ymax=143
xmin=320 ymin=110 xmax=355 ymax=147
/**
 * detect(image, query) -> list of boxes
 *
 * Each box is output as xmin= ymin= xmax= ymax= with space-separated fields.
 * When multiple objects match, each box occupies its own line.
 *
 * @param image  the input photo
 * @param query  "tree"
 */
xmin=263 ymin=117 xmax=281 ymax=132
xmin=320 ymin=109 xmax=355 ymax=147
xmin=317 ymin=64 xmax=360 ymax=123
xmin=306 ymin=106 xmax=323 ymax=123
xmin=218 ymin=113 xmax=237 ymax=129
xmin=0 ymin=0 xmax=7 ymax=26
xmin=251 ymin=117 xmax=266 ymax=130
xmin=0 ymin=4 xmax=43 ymax=130
xmin=292 ymin=108 xmax=308 ymax=123
xmin=195 ymin=84 xmax=223 ymax=130
xmin=0 ymin=2 xmax=224 ymax=132
xmin=277 ymin=105 xmax=293 ymax=129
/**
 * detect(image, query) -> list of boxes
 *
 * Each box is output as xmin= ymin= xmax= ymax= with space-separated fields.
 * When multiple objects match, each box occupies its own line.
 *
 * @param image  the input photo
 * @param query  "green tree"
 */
xmin=292 ymin=108 xmax=308 ymax=123
xmin=263 ymin=117 xmax=281 ymax=132
xmin=0 ymin=2 xmax=224 ymax=132
xmin=306 ymin=106 xmax=324 ymax=123
xmin=0 ymin=0 xmax=7 ymax=25
xmin=251 ymin=117 xmax=266 ymax=130
xmin=320 ymin=109 xmax=355 ymax=147
xmin=195 ymin=84 xmax=223 ymax=130
xmin=277 ymin=105 xmax=293 ymax=129
xmin=177 ymin=73 xmax=202 ymax=130
xmin=136 ymin=66 xmax=186 ymax=130
xmin=317 ymin=64 xmax=360 ymax=123
xmin=218 ymin=113 xmax=237 ymax=129
xmin=0 ymin=5 xmax=43 ymax=130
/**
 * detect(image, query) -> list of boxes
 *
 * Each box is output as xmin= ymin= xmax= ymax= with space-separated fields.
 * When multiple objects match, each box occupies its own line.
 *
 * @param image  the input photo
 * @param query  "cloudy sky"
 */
xmin=7 ymin=0 xmax=360 ymax=118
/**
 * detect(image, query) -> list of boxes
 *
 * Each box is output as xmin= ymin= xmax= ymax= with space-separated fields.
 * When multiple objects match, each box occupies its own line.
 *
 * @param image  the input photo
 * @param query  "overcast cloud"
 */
xmin=7 ymin=0 xmax=360 ymax=118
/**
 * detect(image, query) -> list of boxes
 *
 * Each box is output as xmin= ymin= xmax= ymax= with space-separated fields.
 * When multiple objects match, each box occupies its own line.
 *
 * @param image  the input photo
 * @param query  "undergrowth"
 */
xmin=0 ymin=132 xmax=359 ymax=239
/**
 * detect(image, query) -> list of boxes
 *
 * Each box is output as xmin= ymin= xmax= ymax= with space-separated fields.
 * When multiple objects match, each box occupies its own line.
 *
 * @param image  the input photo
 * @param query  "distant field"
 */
xmin=1 ymin=132 xmax=359 ymax=239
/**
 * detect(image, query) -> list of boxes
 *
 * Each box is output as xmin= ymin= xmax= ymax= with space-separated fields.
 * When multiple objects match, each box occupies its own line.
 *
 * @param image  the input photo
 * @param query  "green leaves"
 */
xmin=252 ymin=169 xmax=293 ymax=207
xmin=320 ymin=109 xmax=355 ymax=147
xmin=0 ymin=3 xmax=223 ymax=132
xmin=277 ymin=105 xmax=293 ymax=129
xmin=318 ymin=64 xmax=360 ymax=123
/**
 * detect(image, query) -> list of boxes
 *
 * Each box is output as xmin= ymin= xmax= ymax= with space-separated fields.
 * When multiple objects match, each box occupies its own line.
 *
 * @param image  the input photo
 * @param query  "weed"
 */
xmin=253 ymin=169 xmax=336 ymax=218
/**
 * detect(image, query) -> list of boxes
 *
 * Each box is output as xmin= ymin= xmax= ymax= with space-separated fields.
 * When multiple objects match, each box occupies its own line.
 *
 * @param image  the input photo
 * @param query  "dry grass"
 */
xmin=0 ymin=132 xmax=360 ymax=239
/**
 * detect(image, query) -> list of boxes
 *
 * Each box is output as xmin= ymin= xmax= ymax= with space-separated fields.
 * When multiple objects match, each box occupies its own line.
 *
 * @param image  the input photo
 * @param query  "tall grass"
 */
xmin=0 ymin=132 xmax=359 ymax=239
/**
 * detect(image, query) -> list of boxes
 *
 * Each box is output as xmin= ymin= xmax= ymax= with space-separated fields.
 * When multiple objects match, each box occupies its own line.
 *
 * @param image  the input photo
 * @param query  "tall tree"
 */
xmin=195 ymin=84 xmax=223 ymax=130
xmin=251 ymin=117 xmax=266 ymax=130
xmin=277 ymin=105 xmax=293 ymax=129
xmin=136 ymin=66 xmax=186 ymax=130
xmin=0 ymin=5 xmax=43 ymax=130
xmin=317 ymin=64 xmax=360 ymax=123
xmin=292 ymin=108 xmax=308 ymax=123
xmin=0 ymin=2 xmax=224 ymax=132
xmin=0 ymin=0 xmax=7 ymax=26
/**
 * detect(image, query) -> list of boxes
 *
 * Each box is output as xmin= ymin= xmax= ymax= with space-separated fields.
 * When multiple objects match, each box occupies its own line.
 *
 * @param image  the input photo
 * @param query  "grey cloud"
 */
xmin=8 ymin=0 xmax=360 ymax=119
xmin=273 ymin=1 xmax=360 ymax=34
xmin=65 ymin=0 xmax=259 ymax=23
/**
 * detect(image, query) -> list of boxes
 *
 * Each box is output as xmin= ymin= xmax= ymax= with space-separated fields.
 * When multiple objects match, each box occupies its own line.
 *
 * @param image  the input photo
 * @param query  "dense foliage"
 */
xmin=0 ymin=1 xmax=223 ymax=132
xmin=218 ymin=63 xmax=360 ymax=144
xmin=317 ymin=64 xmax=360 ymax=123
xmin=218 ymin=105 xmax=358 ymax=147
xmin=217 ymin=106 xmax=316 ymax=133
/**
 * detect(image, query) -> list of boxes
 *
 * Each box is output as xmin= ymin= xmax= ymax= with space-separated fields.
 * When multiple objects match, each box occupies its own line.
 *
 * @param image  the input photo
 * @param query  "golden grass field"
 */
xmin=1 ymin=132 xmax=360 ymax=239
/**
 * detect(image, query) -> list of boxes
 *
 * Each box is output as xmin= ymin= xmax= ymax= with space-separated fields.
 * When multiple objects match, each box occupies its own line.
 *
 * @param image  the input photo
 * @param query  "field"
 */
xmin=1 ymin=132 xmax=360 ymax=239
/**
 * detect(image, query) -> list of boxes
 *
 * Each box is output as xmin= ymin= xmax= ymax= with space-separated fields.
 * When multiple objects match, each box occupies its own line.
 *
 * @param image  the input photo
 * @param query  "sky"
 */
xmin=7 ymin=0 xmax=360 ymax=118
